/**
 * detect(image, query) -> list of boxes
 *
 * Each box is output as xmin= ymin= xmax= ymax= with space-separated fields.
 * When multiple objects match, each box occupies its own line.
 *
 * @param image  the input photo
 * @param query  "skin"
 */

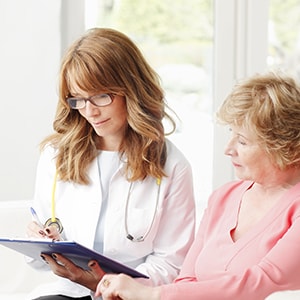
xmin=224 ymin=126 xmax=274 ymax=185
xmin=94 ymin=124 xmax=300 ymax=300
xmin=73 ymin=89 xmax=128 ymax=151
xmin=224 ymin=125 xmax=300 ymax=241
xmin=98 ymin=273 xmax=161 ymax=300
xmin=26 ymin=89 xmax=128 ymax=291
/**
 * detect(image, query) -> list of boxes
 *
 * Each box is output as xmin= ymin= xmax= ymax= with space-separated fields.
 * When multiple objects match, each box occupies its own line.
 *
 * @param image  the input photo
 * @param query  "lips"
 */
xmin=232 ymin=161 xmax=241 ymax=167
xmin=91 ymin=118 xmax=109 ymax=126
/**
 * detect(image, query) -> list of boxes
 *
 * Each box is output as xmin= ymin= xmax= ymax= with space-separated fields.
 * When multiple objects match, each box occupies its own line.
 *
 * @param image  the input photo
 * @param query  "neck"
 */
xmin=255 ymin=167 xmax=300 ymax=192
xmin=95 ymin=137 xmax=121 ymax=151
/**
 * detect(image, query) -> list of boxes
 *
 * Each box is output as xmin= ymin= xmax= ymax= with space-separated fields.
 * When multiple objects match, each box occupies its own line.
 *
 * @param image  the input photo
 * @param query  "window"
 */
xmin=268 ymin=0 xmax=300 ymax=78
xmin=85 ymin=0 xmax=214 ymax=218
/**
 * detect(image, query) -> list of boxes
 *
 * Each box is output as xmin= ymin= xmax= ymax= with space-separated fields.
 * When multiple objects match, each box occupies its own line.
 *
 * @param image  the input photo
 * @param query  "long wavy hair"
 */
xmin=216 ymin=71 xmax=300 ymax=170
xmin=41 ymin=28 xmax=176 ymax=184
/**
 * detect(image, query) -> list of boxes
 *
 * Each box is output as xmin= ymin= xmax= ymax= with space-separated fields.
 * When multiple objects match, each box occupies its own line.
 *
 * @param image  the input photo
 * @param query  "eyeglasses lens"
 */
xmin=67 ymin=94 xmax=113 ymax=109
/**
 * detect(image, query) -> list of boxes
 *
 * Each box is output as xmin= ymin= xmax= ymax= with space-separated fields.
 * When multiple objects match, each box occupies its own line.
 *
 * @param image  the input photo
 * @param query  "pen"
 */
xmin=30 ymin=207 xmax=44 ymax=228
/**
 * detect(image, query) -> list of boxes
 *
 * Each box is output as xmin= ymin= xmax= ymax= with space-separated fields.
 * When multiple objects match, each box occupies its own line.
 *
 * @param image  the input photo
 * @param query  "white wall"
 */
xmin=0 ymin=0 xmax=89 ymax=202
xmin=0 ymin=1 xmax=61 ymax=201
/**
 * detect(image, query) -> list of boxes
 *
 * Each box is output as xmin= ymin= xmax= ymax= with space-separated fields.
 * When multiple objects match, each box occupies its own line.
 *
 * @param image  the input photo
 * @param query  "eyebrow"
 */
xmin=237 ymin=133 xmax=247 ymax=138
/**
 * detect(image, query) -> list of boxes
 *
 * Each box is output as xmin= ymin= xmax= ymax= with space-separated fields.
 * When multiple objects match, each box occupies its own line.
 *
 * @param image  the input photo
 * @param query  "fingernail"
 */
xmin=39 ymin=230 xmax=46 ymax=236
xmin=40 ymin=254 xmax=48 ymax=264
xmin=89 ymin=261 xmax=96 ymax=267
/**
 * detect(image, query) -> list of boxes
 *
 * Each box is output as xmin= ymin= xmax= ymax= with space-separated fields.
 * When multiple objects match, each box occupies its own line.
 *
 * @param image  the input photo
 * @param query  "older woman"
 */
xmin=97 ymin=71 xmax=300 ymax=300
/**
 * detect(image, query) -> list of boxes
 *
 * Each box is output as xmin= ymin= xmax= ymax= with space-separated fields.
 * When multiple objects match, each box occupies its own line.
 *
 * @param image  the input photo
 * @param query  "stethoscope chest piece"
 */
xmin=44 ymin=217 xmax=64 ymax=234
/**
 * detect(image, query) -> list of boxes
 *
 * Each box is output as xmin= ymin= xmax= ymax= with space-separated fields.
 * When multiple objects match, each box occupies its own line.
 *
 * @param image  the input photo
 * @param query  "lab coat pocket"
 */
xmin=125 ymin=207 xmax=162 ymax=243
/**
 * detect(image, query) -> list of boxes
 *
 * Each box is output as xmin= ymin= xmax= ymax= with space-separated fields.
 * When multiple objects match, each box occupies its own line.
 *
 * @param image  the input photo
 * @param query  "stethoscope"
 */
xmin=44 ymin=171 xmax=64 ymax=234
xmin=125 ymin=178 xmax=161 ymax=242
xmin=49 ymin=171 xmax=161 ymax=242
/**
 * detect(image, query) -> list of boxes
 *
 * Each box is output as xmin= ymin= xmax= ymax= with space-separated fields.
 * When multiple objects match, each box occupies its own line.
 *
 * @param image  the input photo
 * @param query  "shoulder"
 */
xmin=208 ymin=180 xmax=252 ymax=209
xmin=284 ymin=182 xmax=300 ymax=217
xmin=213 ymin=180 xmax=252 ymax=195
xmin=164 ymin=139 xmax=192 ymax=171
xmin=37 ymin=144 xmax=57 ymax=169
xmin=165 ymin=138 xmax=189 ymax=162
xmin=157 ymin=139 xmax=193 ymax=180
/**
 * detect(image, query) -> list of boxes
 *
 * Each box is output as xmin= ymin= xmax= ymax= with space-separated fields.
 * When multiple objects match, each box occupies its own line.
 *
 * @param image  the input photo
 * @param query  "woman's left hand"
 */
xmin=40 ymin=253 xmax=105 ymax=291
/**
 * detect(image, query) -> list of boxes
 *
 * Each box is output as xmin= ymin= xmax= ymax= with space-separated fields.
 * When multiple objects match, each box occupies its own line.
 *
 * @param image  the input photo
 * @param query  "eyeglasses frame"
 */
xmin=66 ymin=93 xmax=115 ymax=109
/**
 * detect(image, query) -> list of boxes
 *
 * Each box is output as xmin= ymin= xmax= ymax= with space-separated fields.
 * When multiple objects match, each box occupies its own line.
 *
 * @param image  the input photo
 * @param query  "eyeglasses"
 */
xmin=67 ymin=93 xmax=115 ymax=109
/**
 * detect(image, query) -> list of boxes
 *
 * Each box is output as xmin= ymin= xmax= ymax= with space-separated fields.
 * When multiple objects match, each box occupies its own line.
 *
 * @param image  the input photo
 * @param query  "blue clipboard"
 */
xmin=0 ymin=237 xmax=148 ymax=279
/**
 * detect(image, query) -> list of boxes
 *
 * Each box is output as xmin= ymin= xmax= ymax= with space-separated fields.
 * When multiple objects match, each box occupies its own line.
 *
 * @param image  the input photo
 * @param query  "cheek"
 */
xmin=114 ymin=105 xmax=128 ymax=123
xmin=116 ymin=114 xmax=128 ymax=130
xmin=245 ymin=154 xmax=270 ymax=177
xmin=238 ymin=149 xmax=259 ymax=171
xmin=78 ymin=109 xmax=87 ymax=119
xmin=244 ymin=154 xmax=258 ymax=166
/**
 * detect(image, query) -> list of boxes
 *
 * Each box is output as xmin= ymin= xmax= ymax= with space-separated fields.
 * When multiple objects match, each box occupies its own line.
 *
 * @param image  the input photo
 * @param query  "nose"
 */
xmin=224 ymin=137 xmax=235 ymax=156
xmin=84 ymin=100 xmax=100 ymax=116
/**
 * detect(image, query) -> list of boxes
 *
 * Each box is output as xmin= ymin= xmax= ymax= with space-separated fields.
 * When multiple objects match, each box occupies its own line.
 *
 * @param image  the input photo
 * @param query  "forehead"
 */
xmin=67 ymin=76 xmax=106 ymax=97
xmin=230 ymin=124 xmax=257 ymax=141
xmin=69 ymin=86 xmax=90 ymax=97
xmin=65 ymin=66 xmax=105 ymax=96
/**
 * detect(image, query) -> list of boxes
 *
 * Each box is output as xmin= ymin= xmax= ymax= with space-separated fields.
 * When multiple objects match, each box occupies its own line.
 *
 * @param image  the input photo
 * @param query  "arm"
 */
xmin=27 ymin=146 xmax=104 ymax=288
xmin=28 ymin=144 xmax=196 ymax=291
xmin=95 ymin=213 xmax=300 ymax=300
xmin=159 ymin=205 xmax=300 ymax=299
xmin=98 ymin=184 xmax=300 ymax=300
xmin=135 ymin=155 xmax=196 ymax=285
xmin=40 ymin=254 xmax=105 ymax=291
xmin=26 ymin=146 xmax=58 ymax=270
xmin=94 ymin=205 xmax=209 ymax=300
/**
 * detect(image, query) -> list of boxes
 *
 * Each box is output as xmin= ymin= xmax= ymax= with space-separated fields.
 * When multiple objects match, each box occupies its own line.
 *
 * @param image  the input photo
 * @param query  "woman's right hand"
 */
xmin=26 ymin=221 xmax=62 ymax=241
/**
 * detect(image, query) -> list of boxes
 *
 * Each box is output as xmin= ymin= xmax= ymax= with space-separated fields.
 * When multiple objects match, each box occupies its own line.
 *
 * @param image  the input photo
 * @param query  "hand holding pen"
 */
xmin=30 ymin=207 xmax=44 ymax=228
xmin=28 ymin=207 xmax=63 ymax=241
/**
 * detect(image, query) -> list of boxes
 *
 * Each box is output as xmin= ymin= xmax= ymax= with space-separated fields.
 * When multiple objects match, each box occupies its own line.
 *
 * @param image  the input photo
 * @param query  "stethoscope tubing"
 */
xmin=50 ymin=170 xmax=161 ymax=240
xmin=125 ymin=178 xmax=161 ymax=242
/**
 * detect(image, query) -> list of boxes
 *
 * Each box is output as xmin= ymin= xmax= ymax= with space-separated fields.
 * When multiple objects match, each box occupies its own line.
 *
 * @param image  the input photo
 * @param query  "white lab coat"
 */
xmin=27 ymin=139 xmax=195 ymax=299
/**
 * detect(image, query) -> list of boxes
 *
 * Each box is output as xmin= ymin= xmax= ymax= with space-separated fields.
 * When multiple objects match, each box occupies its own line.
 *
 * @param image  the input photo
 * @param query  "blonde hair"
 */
xmin=217 ymin=71 xmax=300 ymax=169
xmin=41 ymin=28 xmax=176 ymax=184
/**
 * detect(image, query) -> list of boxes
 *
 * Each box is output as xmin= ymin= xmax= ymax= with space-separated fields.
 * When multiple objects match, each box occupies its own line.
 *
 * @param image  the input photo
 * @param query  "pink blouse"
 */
xmin=161 ymin=180 xmax=300 ymax=299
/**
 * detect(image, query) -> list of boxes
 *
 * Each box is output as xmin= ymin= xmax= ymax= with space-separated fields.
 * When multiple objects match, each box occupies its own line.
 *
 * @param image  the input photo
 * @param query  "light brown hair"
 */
xmin=217 ymin=71 xmax=300 ymax=169
xmin=41 ymin=28 xmax=176 ymax=184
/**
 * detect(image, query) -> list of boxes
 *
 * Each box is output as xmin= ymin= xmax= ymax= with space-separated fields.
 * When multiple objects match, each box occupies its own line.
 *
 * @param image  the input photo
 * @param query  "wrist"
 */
xmin=150 ymin=286 xmax=161 ymax=300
